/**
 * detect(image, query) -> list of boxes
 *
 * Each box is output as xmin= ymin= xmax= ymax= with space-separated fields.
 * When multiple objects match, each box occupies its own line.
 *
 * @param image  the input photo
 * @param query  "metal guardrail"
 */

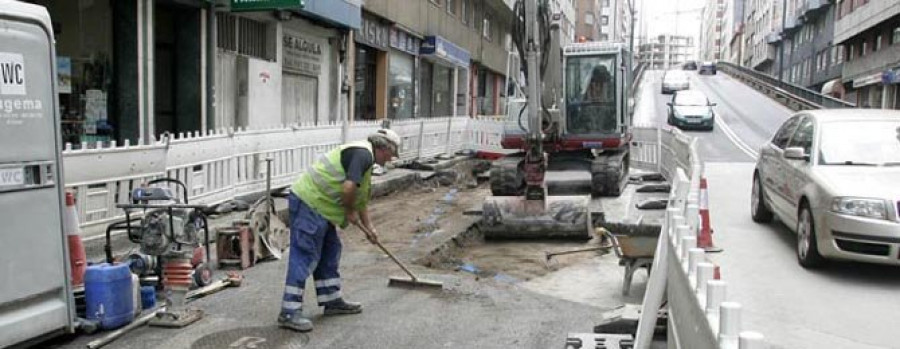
xmin=717 ymin=61 xmax=856 ymax=110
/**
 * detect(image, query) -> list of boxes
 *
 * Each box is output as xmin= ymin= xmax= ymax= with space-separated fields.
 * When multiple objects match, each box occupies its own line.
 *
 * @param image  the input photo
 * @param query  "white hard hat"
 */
xmin=372 ymin=128 xmax=401 ymax=154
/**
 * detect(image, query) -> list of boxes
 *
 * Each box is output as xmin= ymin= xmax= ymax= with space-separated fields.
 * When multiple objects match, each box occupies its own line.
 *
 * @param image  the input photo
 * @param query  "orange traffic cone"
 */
xmin=64 ymin=191 xmax=87 ymax=286
xmin=697 ymin=177 xmax=723 ymax=252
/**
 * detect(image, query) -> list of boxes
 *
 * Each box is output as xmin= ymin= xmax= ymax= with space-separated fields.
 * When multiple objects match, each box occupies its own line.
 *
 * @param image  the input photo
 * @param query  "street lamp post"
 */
xmin=778 ymin=0 xmax=787 ymax=81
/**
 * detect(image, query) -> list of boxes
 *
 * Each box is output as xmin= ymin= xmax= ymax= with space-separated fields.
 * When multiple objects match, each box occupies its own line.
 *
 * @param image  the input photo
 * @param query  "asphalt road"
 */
xmin=635 ymin=69 xmax=900 ymax=349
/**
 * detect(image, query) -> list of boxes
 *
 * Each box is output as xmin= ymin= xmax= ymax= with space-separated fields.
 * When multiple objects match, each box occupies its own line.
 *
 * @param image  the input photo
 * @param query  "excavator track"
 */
xmin=591 ymin=149 xmax=629 ymax=197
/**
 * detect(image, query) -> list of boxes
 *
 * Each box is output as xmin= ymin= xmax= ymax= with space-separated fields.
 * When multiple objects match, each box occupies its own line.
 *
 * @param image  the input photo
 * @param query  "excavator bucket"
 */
xmin=481 ymin=195 xmax=592 ymax=239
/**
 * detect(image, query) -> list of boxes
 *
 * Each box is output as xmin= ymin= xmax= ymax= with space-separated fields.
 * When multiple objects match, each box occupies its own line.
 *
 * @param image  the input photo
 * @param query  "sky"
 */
xmin=641 ymin=0 xmax=706 ymax=36
xmin=639 ymin=0 xmax=706 ymax=54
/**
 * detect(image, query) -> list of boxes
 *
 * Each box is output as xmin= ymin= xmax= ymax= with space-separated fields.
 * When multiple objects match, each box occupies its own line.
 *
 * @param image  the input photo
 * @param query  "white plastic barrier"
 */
xmin=63 ymin=117 xmax=473 ymax=231
xmin=632 ymin=126 xmax=766 ymax=349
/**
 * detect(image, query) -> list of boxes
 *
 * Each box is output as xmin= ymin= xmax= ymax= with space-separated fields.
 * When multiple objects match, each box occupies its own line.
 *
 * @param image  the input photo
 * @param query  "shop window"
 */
xmin=892 ymin=26 xmax=900 ymax=45
xmin=388 ymin=52 xmax=415 ymax=119
xmin=354 ymin=46 xmax=379 ymax=120
xmin=875 ymin=34 xmax=882 ymax=52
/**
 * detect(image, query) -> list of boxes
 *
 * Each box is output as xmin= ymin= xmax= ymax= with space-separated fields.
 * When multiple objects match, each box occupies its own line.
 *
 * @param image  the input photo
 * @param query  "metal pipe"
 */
xmin=207 ymin=1 xmax=217 ymax=131
xmin=778 ymin=0 xmax=787 ymax=81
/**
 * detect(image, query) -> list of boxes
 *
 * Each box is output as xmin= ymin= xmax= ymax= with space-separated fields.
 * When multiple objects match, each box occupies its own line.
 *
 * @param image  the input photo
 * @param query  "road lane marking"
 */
xmin=715 ymin=114 xmax=759 ymax=161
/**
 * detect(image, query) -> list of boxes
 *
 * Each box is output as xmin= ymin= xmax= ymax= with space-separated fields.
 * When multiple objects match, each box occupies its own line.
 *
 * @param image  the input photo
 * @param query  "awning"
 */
xmin=420 ymin=36 xmax=470 ymax=68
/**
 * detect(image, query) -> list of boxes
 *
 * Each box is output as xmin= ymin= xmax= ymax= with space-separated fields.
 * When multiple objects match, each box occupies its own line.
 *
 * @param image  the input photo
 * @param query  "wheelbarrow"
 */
xmin=601 ymin=228 xmax=659 ymax=296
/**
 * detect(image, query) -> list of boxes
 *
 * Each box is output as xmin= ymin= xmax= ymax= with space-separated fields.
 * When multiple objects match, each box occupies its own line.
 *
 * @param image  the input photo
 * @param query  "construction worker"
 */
xmin=278 ymin=129 xmax=402 ymax=332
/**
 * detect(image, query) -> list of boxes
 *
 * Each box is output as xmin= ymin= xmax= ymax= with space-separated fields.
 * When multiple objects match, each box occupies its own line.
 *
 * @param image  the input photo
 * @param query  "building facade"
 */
xmin=773 ymin=0 xmax=842 ymax=94
xmin=598 ymin=0 xmax=633 ymax=43
xmin=552 ymin=0 xmax=578 ymax=44
xmin=720 ymin=0 xmax=745 ymax=64
xmin=834 ymin=0 xmax=900 ymax=108
xmin=700 ymin=0 xmax=725 ymax=61
xmin=575 ymin=0 xmax=601 ymax=41
xmin=639 ymin=34 xmax=695 ymax=69
xmin=360 ymin=0 xmax=514 ymax=118
xmin=743 ymin=0 xmax=782 ymax=75
xmin=29 ymin=0 xmax=515 ymax=148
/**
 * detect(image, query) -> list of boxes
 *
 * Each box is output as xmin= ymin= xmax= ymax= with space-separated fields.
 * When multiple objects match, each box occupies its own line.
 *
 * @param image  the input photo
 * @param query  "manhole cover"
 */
xmin=192 ymin=326 xmax=309 ymax=349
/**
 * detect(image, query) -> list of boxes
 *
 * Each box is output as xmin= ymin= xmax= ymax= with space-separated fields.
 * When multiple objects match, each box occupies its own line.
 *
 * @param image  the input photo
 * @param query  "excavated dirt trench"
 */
xmin=340 ymin=159 xmax=649 ymax=286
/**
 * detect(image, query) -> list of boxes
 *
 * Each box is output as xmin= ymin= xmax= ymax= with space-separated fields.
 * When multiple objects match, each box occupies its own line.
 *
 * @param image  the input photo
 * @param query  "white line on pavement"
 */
xmin=715 ymin=114 xmax=759 ymax=161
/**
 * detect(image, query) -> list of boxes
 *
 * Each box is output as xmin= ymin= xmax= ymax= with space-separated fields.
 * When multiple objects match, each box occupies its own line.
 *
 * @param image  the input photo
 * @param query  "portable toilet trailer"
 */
xmin=0 ymin=0 xmax=77 ymax=346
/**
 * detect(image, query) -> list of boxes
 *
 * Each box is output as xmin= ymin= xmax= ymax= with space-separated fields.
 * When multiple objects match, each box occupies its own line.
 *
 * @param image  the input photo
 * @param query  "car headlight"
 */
xmin=831 ymin=197 xmax=889 ymax=220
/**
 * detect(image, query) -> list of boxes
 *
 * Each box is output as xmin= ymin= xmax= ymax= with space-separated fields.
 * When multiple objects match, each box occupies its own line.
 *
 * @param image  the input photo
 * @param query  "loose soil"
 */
xmin=340 ymin=161 xmax=613 ymax=284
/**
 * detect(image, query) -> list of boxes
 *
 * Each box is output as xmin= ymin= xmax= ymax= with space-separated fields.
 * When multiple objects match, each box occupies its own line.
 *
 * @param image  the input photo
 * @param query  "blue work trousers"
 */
xmin=281 ymin=194 xmax=343 ymax=315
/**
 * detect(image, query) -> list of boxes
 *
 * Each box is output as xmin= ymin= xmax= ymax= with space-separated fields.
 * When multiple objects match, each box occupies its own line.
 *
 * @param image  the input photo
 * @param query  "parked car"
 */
xmin=751 ymin=109 xmax=900 ymax=268
xmin=661 ymin=70 xmax=689 ymax=94
xmin=682 ymin=61 xmax=697 ymax=70
xmin=699 ymin=61 xmax=717 ymax=75
xmin=666 ymin=90 xmax=715 ymax=130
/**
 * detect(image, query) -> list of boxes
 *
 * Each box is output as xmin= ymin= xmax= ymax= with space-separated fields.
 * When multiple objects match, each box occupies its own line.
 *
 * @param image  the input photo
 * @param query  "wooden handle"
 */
xmin=354 ymin=223 xmax=419 ymax=281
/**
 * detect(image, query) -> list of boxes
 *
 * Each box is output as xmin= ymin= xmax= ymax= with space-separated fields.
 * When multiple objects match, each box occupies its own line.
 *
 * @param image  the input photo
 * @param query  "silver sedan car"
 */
xmin=751 ymin=109 xmax=900 ymax=268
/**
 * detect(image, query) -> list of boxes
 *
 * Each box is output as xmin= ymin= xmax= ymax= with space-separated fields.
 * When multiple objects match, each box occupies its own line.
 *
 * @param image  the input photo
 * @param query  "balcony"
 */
xmin=782 ymin=16 xmax=803 ymax=35
xmin=835 ymin=0 xmax=900 ymax=44
xmin=799 ymin=0 xmax=830 ymax=21
xmin=842 ymin=43 xmax=900 ymax=83
xmin=766 ymin=32 xmax=782 ymax=44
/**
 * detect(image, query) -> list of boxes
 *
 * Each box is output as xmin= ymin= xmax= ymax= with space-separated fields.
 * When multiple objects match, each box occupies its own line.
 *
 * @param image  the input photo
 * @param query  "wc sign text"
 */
xmin=0 ymin=53 xmax=26 ymax=95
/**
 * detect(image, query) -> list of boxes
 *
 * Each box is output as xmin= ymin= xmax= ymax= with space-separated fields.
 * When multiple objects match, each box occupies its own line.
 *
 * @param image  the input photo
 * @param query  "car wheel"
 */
xmin=797 ymin=204 xmax=825 ymax=268
xmin=750 ymin=173 xmax=773 ymax=223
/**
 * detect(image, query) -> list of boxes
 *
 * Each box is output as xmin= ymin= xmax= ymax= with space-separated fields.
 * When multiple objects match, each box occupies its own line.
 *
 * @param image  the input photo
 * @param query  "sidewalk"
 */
xmin=50 ymin=156 xmax=625 ymax=349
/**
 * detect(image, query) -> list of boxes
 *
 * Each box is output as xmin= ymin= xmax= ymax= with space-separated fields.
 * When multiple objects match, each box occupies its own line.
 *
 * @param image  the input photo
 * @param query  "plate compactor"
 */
xmin=482 ymin=0 xmax=634 ymax=239
xmin=105 ymin=178 xmax=212 ymax=328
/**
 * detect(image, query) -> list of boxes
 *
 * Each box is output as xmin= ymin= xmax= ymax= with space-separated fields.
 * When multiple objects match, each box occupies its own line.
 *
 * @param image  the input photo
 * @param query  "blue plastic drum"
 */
xmin=84 ymin=263 xmax=134 ymax=329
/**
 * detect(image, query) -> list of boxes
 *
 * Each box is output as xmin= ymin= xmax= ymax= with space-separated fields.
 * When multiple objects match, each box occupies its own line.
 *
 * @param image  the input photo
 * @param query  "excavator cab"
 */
xmin=562 ymin=43 xmax=632 ymax=138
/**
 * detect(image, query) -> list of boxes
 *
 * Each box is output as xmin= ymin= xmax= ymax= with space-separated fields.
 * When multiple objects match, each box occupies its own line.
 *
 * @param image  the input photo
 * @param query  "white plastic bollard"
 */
xmin=706 ymin=280 xmax=727 ymax=315
xmin=687 ymin=248 xmax=705 ymax=279
xmin=666 ymin=208 xmax=681 ymax=237
xmin=695 ymin=262 xmax=715 ymax=304
xmin=680 ymin=236 xmax=697 ymax=265
xmin=738 ymin=331 xmax=768 ymax=349
xmin=675 ymin=225 xmax=690 ymax=258
xmin=685 ymin=202 xmax=700 ymax=232
xmin=739 ymin=331 xmax=766 ymax=349
xmin=706 ymin=279 xmax=727 ymax=334
xmin=719 ymin=302 xmax=742 ymax=349
xmin=671 ymin=213 xmax=685 ymax=238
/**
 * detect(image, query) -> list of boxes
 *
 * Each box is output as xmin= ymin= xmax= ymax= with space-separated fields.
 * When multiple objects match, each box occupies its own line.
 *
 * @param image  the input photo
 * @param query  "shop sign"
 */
xmin=852 ymin=73 xmax=882 ymax=88
xmin=390 ymin=28 xmax=420 ymax=56
xmin=283 ymin=32 xmax=322 ymax=76
xmin=355 ymin=15 xmax=389 ymax=50
xmin=420 ymin=36 xmax=470 ymax=67
xmin=231 ymin=0 xmax=304 ymax=12
xmin=882 ymin=68 xmax=900 ymax=85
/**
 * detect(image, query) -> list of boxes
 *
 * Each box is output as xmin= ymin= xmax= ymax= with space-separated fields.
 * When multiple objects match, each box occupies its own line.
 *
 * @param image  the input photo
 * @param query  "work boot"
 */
xmin=277 ymin=312 xmax=313 ymax=332
xmin=323 ymin=298 xmax=363 ymax=315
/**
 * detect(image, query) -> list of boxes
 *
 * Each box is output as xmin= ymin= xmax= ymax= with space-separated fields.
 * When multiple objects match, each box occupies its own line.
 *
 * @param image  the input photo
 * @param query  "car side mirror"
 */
xmin=666 ymin=102 xmax=673 ymax=107
xmin=784 ymin=147 xmax=810 ymax=161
